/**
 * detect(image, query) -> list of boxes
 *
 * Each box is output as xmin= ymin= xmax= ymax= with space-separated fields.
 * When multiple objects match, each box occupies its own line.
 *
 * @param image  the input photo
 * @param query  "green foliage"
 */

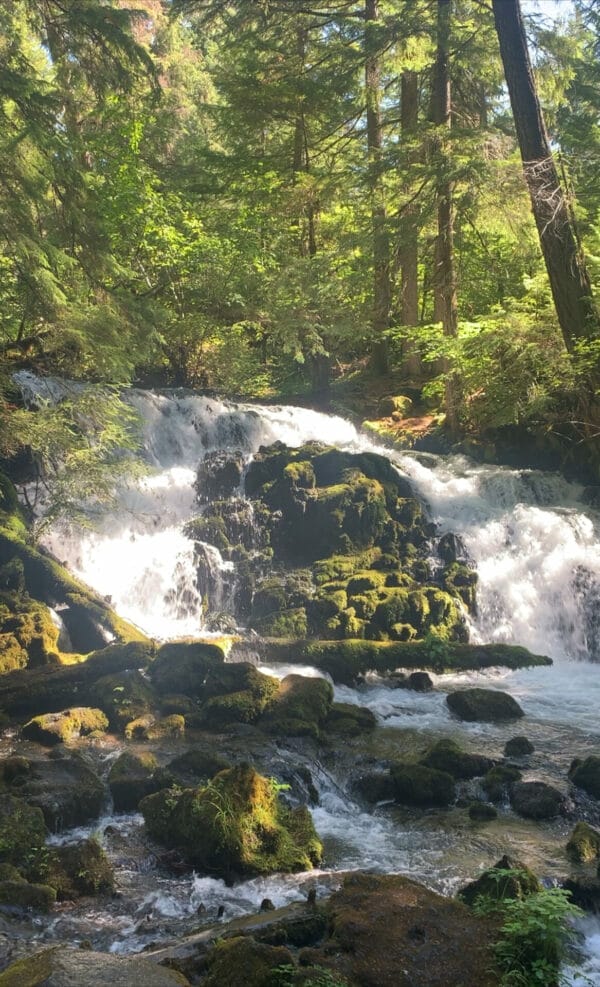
xmin=270 ymin=964 xmax=349 ymax=987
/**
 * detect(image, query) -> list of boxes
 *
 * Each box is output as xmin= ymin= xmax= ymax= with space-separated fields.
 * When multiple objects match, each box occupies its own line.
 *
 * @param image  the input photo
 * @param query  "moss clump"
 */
xmin=442 ymin=563 xmax=478 ymax=612
xmin=29 ymin=838 xmax=114 ymax=900
xmin=0 ymin=879 xmax=55 ymax=911
xmin=92 ymin=669 xmax=157 ymax=732
xmin=389 ymin=763 xmax=455 ymax=807
xmin=141 ymin=763 xmax=322 ymax=879
xmin=459 ymin=854 xmax=540 ymax=908
xmin=482 ymin=764 xmax=522 ymax=801
xmin=261 ymin=674 xmax=334 ymax=738
xmin=324 ymin=702 xmax=377 ymax=736
xmin=108 ymin=752 xmax=160 ymax=811
xmin=22 ymin=707 xmax=108 ymax=746
xmin=202 ymin=937 xmax=293 ymax=987
xmin=566 ymin=822 xmax=600 ymax=863
xmin=149 ymin=641 xmax=225 ymax=696
xmin=421 ymin=739 xmax=493 ymax=780
xmin=200 ymin=663 xmax=279 ymax=728
xmin=0 ymin=795 xmax=46 ymax=866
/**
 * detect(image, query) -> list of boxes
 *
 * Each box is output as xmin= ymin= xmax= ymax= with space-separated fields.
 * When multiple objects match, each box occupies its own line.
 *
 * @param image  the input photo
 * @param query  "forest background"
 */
xmin=1 ymin=0 xmax=599 ymax=508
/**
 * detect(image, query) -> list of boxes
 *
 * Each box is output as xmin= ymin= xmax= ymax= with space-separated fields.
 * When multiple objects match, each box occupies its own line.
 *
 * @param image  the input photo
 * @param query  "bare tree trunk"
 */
xmin=432 ymin=0 xmax=459 ymax=432
xmin=399 ymin=70 xmax=421 ymax=378
xmin=366 ymin=0 xmax=391 ymax=375
xmin=492 ymin=0 xmax=599 ymax=353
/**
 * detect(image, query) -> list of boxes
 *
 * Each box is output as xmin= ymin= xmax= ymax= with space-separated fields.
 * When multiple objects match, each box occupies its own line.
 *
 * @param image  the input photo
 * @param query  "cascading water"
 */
xmin=13 ymin=373 xmax=600 ymax=981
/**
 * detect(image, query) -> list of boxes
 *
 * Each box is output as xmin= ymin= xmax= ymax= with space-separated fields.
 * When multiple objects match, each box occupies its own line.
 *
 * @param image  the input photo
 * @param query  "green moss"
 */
xmin=324 ymin=702 xmax=377 ymax=736
xmin=0 ymin=879 xmax=55 ymax=911
xmin=184 ymin=516 xmax=231 ymax=553
xmin=203 ymin=937 xmax=293 ymax=987
xmin=458 ymin=854 xmax=540 ymax=908
xmin=150 ymin=641 xmax=225 ymax=696
xmin=200 ymin=664 xmax=279 ymax=728
xmin=262 ymin=674 xmax=334 ymax=737
xmin=109 ymin=751 xmax=160 ymax=811
xmin=346 ymin=570 xmax=387 ymax=595
xmin=92 ymin=669 xmax=157 ymax=731
xmin=0 ymin=796 xmax=46 ymax=866
xmin=31 ymin=838 xmax=114 ymax=900
xmin=389 ymin=763 xmax=455 ymax=807
xmin=566 ymin=822 xmax=600 ymax=863
xmin=284 ymin=461 xmax=316 ymax=488
xmin=421 ymin=739 xmax=493 ymax=780
xmin=442 ymin=563 xmax=478 ymax=611
xmin=22 ymin=707 xmax=108 ymax=746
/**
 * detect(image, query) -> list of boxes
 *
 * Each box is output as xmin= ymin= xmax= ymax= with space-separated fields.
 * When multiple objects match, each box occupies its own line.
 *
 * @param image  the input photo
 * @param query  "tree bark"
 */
xmin=432 ymin=0 xmax=459 ymax=432
xmin=366 ymin=0 xmax=391 ymax=375
xmin=492 ymin=0 xmax=599 ymax=352
xmin=399 ymin=70 xmax=421 ymax=378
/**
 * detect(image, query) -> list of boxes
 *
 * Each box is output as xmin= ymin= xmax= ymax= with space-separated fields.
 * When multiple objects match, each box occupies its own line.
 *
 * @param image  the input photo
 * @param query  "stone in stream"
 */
xmin=446 ymin=687 xmax=524 ymax=723
xmin=421 ymin=739 xmax=494 ymax=780
xmin=1 ymin=753 xmax=104 ymax=830
xmin=195 ymin=451 xmax=245 ymax=503
xmin=21 ymin=707 xmax=108 ymax=746
xmin=0 ymin=947 xmax=190 ymax=986
xmin=510 ymin=780 xmax=567 ymax=820
xmin=458 ymin=854 xmax=540 ymax=907
xmin=108 ymin=752 xmax=162 ymax=812
xmin=566 ymin=821 xmax=600 ymax=863
xmin=569 ymin=755 xmax=600 ymax=799
xmin=504 ymin=735 xmax=535 ymax=758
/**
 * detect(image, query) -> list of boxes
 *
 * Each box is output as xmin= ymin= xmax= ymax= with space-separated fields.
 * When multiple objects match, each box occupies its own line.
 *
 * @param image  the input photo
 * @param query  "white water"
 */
xmin=14 ymin=376 xmax=600 ymax=979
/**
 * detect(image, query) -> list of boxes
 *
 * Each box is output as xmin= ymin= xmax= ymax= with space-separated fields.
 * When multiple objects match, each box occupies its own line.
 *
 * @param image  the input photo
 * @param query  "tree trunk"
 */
xmin=492 ymin=0 xmax=599 ymax=352
xmin=366 ymin=0 xmax=391 ymax=375
xmin=432 ymin=0 xmax=459 ymax=432
xmin=399 ymin=70 xmax=421 ymax=378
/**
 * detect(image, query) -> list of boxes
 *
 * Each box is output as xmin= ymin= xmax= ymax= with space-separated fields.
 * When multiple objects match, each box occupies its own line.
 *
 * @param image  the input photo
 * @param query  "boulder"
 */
xmin=92 ymin=669 xmax=157 ymax=732
xmin=569 ymin=756 xmax=600 ymax=799
xmin=389 ymin=763 xmax=455 ymax=808
xmin=22 ymin=708 xmax=108 ymax=746
xmin=34 ymin=839 xmax=114 ymax=900
xmin=482 ymin=764 xmax=522 ymax=802
xmin=0 ymin=796 xmax=45 ymax=866
xmin=195 ymin=451 xmax=245 ymax=504
xmin=141 ymin=763 xmax=322 ymax=879
xmin=563 ymin=875 xmax=600 ymax=912
xmin=261 ymin=674 xmax=334 ymax=739
xmin=468 ymin=803 xmax=497 ymax=822
xmin=166 ymin=749 xmax=231 ymax=787
xmin=200 ymin=663 xmax=278 ymax=728
xmin=201 ymin=937 xmax=292 ymax=987
xmin=459 ymin=854 xmax=540 ymax=907
xmin=9 ymin=754 xmax=104 ymax=830
xmin=566 ymin=822 xmax=600 ymax=863
xmin=149 ymin=641 xmax=224 ymax=696
xmin=447 ymin=688 xmax=524 ymax=723
xmin=0 ymin=879 xmax=55 ymax=912
xmin=323 ymin=702 xmax=377 ymax=736
xmin=0 ymin=947 xmax=190 ymax=986
xmin=421 ymin=739 xmax=493 ymax=780
xmin=510 ymin=781 xmax=566 ymax=820
xmin=353 ymin=772 xmax=395 ymax=804
xmin=124 ymin=713 xmax=185 ymax=741
xmin=504 ymin=735 xmax=534 ymax=758
xmin=108 ymin=752 xmax=161 ymax=812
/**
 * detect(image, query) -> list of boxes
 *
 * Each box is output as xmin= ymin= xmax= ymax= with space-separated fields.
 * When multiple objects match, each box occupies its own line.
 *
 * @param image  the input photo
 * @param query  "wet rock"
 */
xmin=0 ymin=795 xmax=45 ymax=866
xmin=446 ymin=688 xmax=524 ymax=723
xmin=202 ymin=936 xmax=292 ymax=987
xmin=482 ymin=764 xmax=522 ymax=802
xmin=22 ymin=707 xmax=108 ymax=746
xmin=10 ymin=754 xmax=104 ymax=830
xmin=504 ymin=735 xmax=534 ymax=758
xmin=166 ymin=749 xmax=231 ymax=787
xmin=323 ymin=702 xmax=377 ymax=736
xmin=569 ymin=755 xmax=600 ymax=799
xmin=566 ymin=822 xmax=600 ymax=863
xmin=0 ymin=879 xmax=55 ymax=912
xmin=437 ymin=532 xmax=468 ymax=565
xmin=92 ymin=669 xmax=157 ymax=733
xmin=353 ymin=771 xmax=395 ymax=804
xmin=406 ymin=671 xmax=434 ymax=691
xmin=510 ymin=781 xmax=566 ymax=820
xmin=459 ymin=854 xmax=540 ymax=907
xmin=149 ymin=641 xmax=225 ymax=696
xmin=108 ymin=752 xmax=162 ymax=812
xmin=563 ymin=875 xmax=600 ymax=912
xmin=141 ymin=763 xmax=322 ymax=879
xmin=421 ymin=739 xmax=494 ymax=780
xmin=124 ymin=713 xmax=185 ymax=741
xmin=261 ymin=674 xmax=334 ymax=739
xmin=389 ymin=763 xmax=455 ymax=807
xmin=33 ymin=839 xmax=114 ymax=900
xmin=468 ymin=803 xmax=497 ymax=822
xmin=201 ymin=663 xmax=278 ymax=728
xmin=195 ymin=451 xmax=244 ymax=504
xmin=0 ymin=946 xmax=190 ymax=985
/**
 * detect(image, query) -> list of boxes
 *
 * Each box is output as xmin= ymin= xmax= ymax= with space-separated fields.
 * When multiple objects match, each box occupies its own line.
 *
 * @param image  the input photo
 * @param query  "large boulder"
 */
xmin=569 ymin=755 xmax=600 ymax=798
xmin=141 ymin=763 xmax=322 ymax=879
xmin=108 ymin=752 xmax=162 ymax=812
xmin=446 ymin=688 xmax=524 ymax=723
xmin=149 ymin=641 xmax=225 ymax=696
xmin=261 ymin=674 xmax=334 ymax=739
xmin=0 ymin=795 xmax=46 ymax=867
xmin=566 ymin=822 xmax=600 ymax=863
xmin=200 ymin=663 xmax=278 ymax=728
xmin=510 ymin=781 xmax=566 ymax=820
xmin=33 ymin=838 xmax=114 ymax=900
xmin=195 ymin=451 xmax=245 ymax=503
xmin=389 ymin=763 xmax=455 ymax=808
xmin=7 ymin=754 xmax=104 ymax=830
xmin=201 ymin=937 xmax=293 ymax=987
xmin=0 ymin=947 xmax=190 ymax=986
xmin=459 ymin=854 xmax=540 ymax=908
xmin=421 ymin=739 xmax=494 ymax=780
xmin=92 ymin=669 xmax=157 ymax=732
xmin=22 ymin=708 xmax=108 ymax=746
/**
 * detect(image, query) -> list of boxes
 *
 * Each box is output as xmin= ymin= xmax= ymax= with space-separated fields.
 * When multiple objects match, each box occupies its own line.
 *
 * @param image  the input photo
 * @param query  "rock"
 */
xmin=141 ymin=763 xmax=322 ymax=879
xmin=459 ymin=854 xmax=540 ymax=907
xmin=22 ymin=708 xmax=108 ymax=746
xmin=323 ymin=702 xmax=377 ymax=736
xmin=504 ymin=736 xmax=534 ymax=758
xmin=195 ymin=451 xmax=245 ymax=503
xmin=437 ymin=532 xmax=468 ymax=565
xmin=124 ymin=713 xmax=185 ymax=741
xmin=405 ymin=671 xmax=434 ymax=691
xmin=389 ymin=763 xmax=455 ymax=807
xmin=261 ymin=674 xmax=334 ymax=739
xmin=378 ymin=395 xmax=413 ymax=418
xmin=563 ymin=876 xmax=600 ymax=912
xmin=482 ymin=764 xmax=522 ymax=802
xmin=149 ymin=641 xmax=225 ymax=696
xmin=30 ymin=839 xmax=114 ymax=900
xmin=468 ymin=803 xmax=497 ymax=821
xmin=447 ymin=688 xmax=524 ymax=723
xmin=108 ymin=752 xmax=161 ymax=812
xmin=0 ymin=946 xmax=190 ymax=985
xmin=166 ymin=749 xmax=231 ymax=787
xmin=421 ymin=739 xmax=494 ymax=780
xmin=92 ymin=669 xmax=157 ymax=732
xmin=353 ymin=772 xmax=395 ymax=803
xmin=510 ymin=781 xmax=566 ymax=820
xmin=0 ymin=795 xmax=45 ymax=866
xmin=569 ymin=756 xmax=600 ymax=799
xmin=566 ymin=822 xmax=600 ymax=863
xmin=0 ymin=879 xmax=55 ymax=912
xmin=201 ymin=663 xmax=278 ymax=728
xmin=202 ymin=937 xmax=292 ymax=987
xmin=9 ymin=754 xmax=104 ymax=830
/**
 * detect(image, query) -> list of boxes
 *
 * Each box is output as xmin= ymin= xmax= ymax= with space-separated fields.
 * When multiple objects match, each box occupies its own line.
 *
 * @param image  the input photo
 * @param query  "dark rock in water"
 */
xmin=482 ymin=764 xmax=522 ymax=802
xmin=195 ymin=451 xmax=244 ymax=503
xmin=563 ymin=875 xmax=600 ymax=912
xmin=405 ymin=671 xmax=434 ymax=692
xmin=510 ymin=781 xmax=566 ymax=820
xmin=0 ymin=946 xmax=190 ymax=985
xmin=446 ymin=688 xmax=524 ymax=723
xmin=201 ymin=937 xmax=292 ymax=987
xmin=468 ymin=803 xmax=497 ymax=822
xmin=6 ymin=754 xmax=104 ymax=830
xmin=0 ymin=879 xmax=55 ymax=912
xmin=421 ymin=739 xmax=494 ymax=780
xmin=323 ymin=701 xmax=377 ymax=736
xmin=389 ymin=763 xmax=455 ymax=807
xmin=353 ymin=771 xmax=395 ymax=804
xmin=167 ymin=749 xmax=231 ymax=788
xmin=149 ymin=641 xmax=225 ymax=697
xmin=108 ymin=752 xmax=162 ymax=812
xmin=0 ymin=795 xmax=45 ymax=867
xmin=566 ymin=821 xmax=600 ymax=863
xmin=458 ymin=854 xmax=540 ymax=907
xmin=437 ymin=532 xmax=468 ymax=564
xmin=200 ymin=663 xmax=278 ymax=729
xmin=92 ymin=669 xmax=157 ymax=733
xmin=260 ymin=898 xmax=275 ymax=912
xmin=569 ymin=755 xmax=600 ymax=799
xmin=504 ymin=735 xmax=534 ymax=758
xmin=33 ymin=839 xmax=114 ymax=900
xmin=22 ymin=708 xmax=108 ymax=746
xmin=260 ymin=674 xmax=334 ymax=740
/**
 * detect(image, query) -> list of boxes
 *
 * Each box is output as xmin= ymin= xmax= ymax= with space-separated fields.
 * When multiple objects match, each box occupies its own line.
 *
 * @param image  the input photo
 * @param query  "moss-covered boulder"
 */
xmin=389 ymin=763 xmax=455 ymax=808
xmin=569 ymin=755 xmax=600 ymax=799
xmin=27 ymin=838 xmax=114 ymax=900
xmin=0 ymin=596 xmax=60 ymax=674
xmin=22 ymin=707 xmax=108 ymax=746
xmin=566 ymin=822 xmax=600 ymax=863
xmin=166 ymin=749 xmax=231 ymax=787
xmin=202 ymin=936 xmax=293 ymax=987
xmin=0 ymin=947 xmax=190 ymax=986
xmin=510 ymin=781 xmax=566 ymax=820
xmin=200 ymin=663 xmax=278 ymax=728
xmin=459 ymin=855 xmax=540 ymax=908
xmin=482 ymin=764 xmax=522 ymax=802
xmin=468 ymin=802 xmax=498 ymax=822
xmin=92 ymin=669 xmax=157 ymax=732
xmin=124 ymin=713 xmax=185 ymax=740
xmin=0 ymin=878 xmax=55 ymax=911
xmin=141 ymin=763 xmax=322 ymax=879
xmin=149 ymin=641 xmax=225 ymax=696
xmin=261 ymin=674 xmax=334 ymax=739
xmin=108 ymin=752 xmax=161 ymax=812
xmin=7 ymin=754 xmax=104 ymax=830
xmin=421 ymin=739 xmax=494 ymax=780
xmin=323 ymin=702 xmax=377 ymax=736
xmin=446 ymin=688 xmax=524 ymax=723
xmin=196 ymin=451 xmax=245 ymax=503
xmin=0 ymin=795 xmax=45 ymax=866
xmin=504 ymin=736 xmax=534 ymax=758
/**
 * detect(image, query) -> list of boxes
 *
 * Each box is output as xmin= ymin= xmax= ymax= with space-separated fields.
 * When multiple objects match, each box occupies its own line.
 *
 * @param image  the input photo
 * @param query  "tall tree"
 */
xmin=492 ymin=0 xmax=600 ymax=354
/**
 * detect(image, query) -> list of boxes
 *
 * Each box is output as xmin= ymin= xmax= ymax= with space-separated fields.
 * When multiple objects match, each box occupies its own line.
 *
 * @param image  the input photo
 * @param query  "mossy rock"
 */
xmin=108 ymin=752 xmax=161 ymax=812
xmin=504 ymin=736 xmax=534 ymax=758
xmin=421 ymin=739 xmax=494 ymax=780
xmin=353 ymin=772 xmax=395 ymax=803
xmin=261 ymin=674 xmax=334 ymax=738
xmin=468 ymin=803 xmax=498 ymax=822
xmin=0 ymin=879 xmax=55 ymax=911
xmin=0 ymin=596 xmax=60 ymax=673
xmin=22 ymin=707 xmax=108 ymax=746
xmin=166 ymin=749 xmax=231 ymax=787
xmin=32 ymin=838 xmax=114 ymax=900
xmin=10 ymin=754 xmax=104 ymax=830
xmin=569 ymin=755 xmax=600 ymax=799
xmin=459 ymin=854 xmax=540 ymax=908
xmin=202 ymin=936 xmax=293 ymax=987
xmin=0 ymin=947 xmax=190 ymax=986
xmin=510 ymin=781 xmax=566 ymax=820
xmin=482 ymin=764 xmax=522 ymax=802
xmin=324 ymin=702 xmax=377 ymax=736
xmin=442 ymin=563 xmax=478 ymax=612
xmin=0 ymin=795 xmax=46 ymax=866
xmin=149 ymin=641 xmax=225 ymax=696
xmin=566 ymin=822 xmax=600 ymax=863
xmin=446 ymin=688 xmax=524 ymax=723
xmin=378 ymin=395 xmax=413 ymax=418
xmin=141 ymin=763 xmax=322 ymax=879
xmin=92 ymin=669 xmax=157 ymax=732
xmin=195 ymin=451 xmax=245 ymax=503
xmin=201 ymin=664 xmax=279 ymax=728
xmin=389 ymin=763 xmax=455 ymax=808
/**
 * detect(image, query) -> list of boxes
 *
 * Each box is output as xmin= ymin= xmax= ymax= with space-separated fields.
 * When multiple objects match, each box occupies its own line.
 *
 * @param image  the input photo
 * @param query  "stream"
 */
xmin=12 ymin=373 xmax=600 ymax=982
